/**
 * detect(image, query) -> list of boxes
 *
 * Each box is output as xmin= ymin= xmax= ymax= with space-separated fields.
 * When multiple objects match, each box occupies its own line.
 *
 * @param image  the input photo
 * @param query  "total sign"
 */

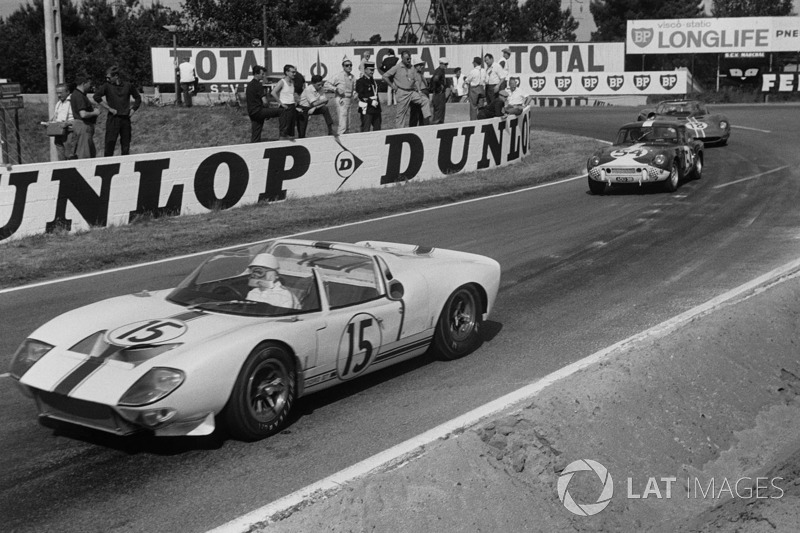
xmin=627 ymin=16 xmax=800 ymax=54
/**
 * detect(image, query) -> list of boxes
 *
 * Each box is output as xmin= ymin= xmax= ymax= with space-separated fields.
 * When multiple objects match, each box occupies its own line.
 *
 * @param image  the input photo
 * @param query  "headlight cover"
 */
xmin=10 ymin=339 xmax=54 ymax=379
xmin=118 ymin=367 xmax=185 ymax=406
xmin=719 ymin=121 xmax=729 ymax=130
xmin=588 ymin=155 xmax=601 ymax=169
xmin=653 ymin=154 xmax=667 ymax=167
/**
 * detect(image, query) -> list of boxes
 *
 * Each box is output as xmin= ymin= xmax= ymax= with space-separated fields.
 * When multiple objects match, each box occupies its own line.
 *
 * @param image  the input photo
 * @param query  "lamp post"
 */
xmin=163 ymin=25 xmax=180 ymax=105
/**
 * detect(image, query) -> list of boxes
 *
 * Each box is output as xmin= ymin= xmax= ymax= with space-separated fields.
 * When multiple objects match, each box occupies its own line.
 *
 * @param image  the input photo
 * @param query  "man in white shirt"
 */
xmin=464 ymin=56 xmax=485 ymax=120
xmin=450 ymin=67 xmax=466 ymax=103
xmin=483 ymin=53 xmax=508 ymax=106
xmin=297 ymin=74 xmax=335 ymax=138
xmin=271 ymin=64 xmax=299 ymax=140
xmin=178 ymin=57 xmax=196 ymax=108
xmin=49 ymin=82 xmax=76 ymax=161
xmin=325 ymin=56 xmax=356 ymax=135
xmin=246 ymin=253 xmax=300 ymax=309
xmin=501 ymin=76 xmax=529 ymax=116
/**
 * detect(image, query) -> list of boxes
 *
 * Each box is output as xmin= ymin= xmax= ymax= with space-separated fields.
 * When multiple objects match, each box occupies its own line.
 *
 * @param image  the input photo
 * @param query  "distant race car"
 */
xmin=587 ymin=120 xmax=704 ymax=194
xmin=636 ymin=99 xmax=730 ymax=145
xmin=10 ymin=239 xmax=501 ymax=441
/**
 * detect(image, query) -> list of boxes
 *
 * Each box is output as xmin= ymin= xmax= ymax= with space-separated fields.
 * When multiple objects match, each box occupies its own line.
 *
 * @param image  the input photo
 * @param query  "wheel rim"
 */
xmin=246 ymin=357 xmax=289 ymax=424
xmin=447 ymin=290 xmax=477 ymax=342
xmin=696 ymin=158 xmax=702 ymax=175
xmin=669 ymin=165 xmax=679 ymax=187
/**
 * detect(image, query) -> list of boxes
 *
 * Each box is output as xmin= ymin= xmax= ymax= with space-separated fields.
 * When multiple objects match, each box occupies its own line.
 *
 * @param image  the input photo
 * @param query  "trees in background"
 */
xmin=711 ymin=0 xmax=794 ymax=16
xmin=589 ymin=0 xmax=704 ymax=42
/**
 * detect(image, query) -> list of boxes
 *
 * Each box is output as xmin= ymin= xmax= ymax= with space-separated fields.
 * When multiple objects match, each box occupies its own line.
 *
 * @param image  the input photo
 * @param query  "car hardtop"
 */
xmin=615 ymin=121 xmax=690 ymax=145
xmin=653 ymin=99 xmax=706 ymax=117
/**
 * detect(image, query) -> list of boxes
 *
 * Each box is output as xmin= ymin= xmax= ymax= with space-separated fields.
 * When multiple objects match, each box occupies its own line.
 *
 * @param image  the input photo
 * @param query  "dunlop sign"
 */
xmin=0 ymin=108 xmax=531 ymax=242
xmin=627 ymin=16 xmax=800 ymax=54
xmin=527 ymin=70 xmax=688 ymax=96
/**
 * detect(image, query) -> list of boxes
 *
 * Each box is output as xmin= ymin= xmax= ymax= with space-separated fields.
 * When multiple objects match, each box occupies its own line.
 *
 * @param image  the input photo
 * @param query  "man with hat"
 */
xmin=383 ymin=50 xmax=432 ymax=128
xmin=93 ymin=65 xmax=141 ymax=156
xmin=499 ymin=47 xmax=512 ymax=72
xmin=297 ymin=74 xmax=335 ymax=138
xmin=409 ymin=55 xmax=430 ymax=127
xmin=245 ymin=253 xmax=300 ymax=309
xmin=324 ymin=56 xmax=356 ymax=135
xmin=464 ymin=56 xmax=486 ymax=120
xmin=429 ymin=57 xmax=450 ymax=124
xmin=355 ymin=60 xmax=382 ymax=132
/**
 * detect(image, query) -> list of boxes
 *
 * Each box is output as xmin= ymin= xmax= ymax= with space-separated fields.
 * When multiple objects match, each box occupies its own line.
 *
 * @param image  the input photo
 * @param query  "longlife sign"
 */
xmin=0 ymin=108 xmax=531 ymax=242
xmin=526 ymin=70 xmax=688 ymax=96
xmin=627 ymin=16 xmax=800 ymax=54
xmin=151 ymin=43 xmax=625 ymax=89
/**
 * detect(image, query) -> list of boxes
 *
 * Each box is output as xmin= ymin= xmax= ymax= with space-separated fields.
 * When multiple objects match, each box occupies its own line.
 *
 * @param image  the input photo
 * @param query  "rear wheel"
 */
xmin=588 ymin=177 xmax=607 ymax=195
xmin=692 ymin=153 xmax=703 ymax=180
xmin=223 ymin=343 xmax=296 ymax=441
xmin=433 ymin=285 xmax=482 ymax=360
xmin=662 ymin=161 xmax=680 ymax=193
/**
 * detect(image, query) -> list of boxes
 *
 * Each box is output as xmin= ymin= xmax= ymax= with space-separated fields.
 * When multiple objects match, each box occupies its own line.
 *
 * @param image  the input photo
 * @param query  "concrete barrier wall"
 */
xmin=0 ymin=107 xmax=532 ymax=243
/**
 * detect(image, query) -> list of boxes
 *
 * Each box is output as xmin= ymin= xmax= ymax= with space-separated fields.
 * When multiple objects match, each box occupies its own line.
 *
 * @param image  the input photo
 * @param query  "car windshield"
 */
xmin=655 ymin=102 xmax=697 ymax=117
xmin=617 ymin=126 xmax=678 ymax=144
xmin=167 ymin=242 xmax=384 ymax=317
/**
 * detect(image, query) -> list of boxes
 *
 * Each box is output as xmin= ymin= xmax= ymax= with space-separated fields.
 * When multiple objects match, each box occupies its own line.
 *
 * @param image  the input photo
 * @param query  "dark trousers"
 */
xmin=249 ymin=107 xmax=282 ymax=143
xmin=409 ymin=103 xmax=423 ymax=127
xmin=278 ymin=104 xmax=296 ymax=137
xmin=296 ymin=106 xmax=334 ymax=138
xmin=485 ymin=84 xmax=499 ymax=105
xmin=104 ymin=114 xmax=132 ymax=156
xmin=432 ymin=92 xmax=446 ymax=124
xmin=360 ymin=112 xmax=381 ymax=132
xmin=180 ymin=82 xmax=193 ymax=107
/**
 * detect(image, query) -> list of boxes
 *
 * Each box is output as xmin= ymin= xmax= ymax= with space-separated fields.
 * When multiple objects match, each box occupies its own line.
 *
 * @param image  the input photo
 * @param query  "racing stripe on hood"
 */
xmin=169 ymin=310 xmax=207 ymax=322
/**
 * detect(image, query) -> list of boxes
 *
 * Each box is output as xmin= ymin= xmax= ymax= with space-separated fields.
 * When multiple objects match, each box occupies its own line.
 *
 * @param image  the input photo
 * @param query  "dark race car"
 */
xmin=587 ymin=120 xmax=704 ymax=194
xmin=636 ymin=99 xmax=730 ymax=145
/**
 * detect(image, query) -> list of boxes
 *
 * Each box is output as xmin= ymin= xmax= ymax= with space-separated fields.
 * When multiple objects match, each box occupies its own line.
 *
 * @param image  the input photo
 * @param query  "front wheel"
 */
xmin=432 ymin=285 xmax=482 ymax=360
xmin=588 ymin=177 xmax=607 ymax=195
xmin=223 ymin=343 xmax=296 ymax=441
xmin=662 ymin=161 xmax=680 ymax=193
xmin=692 ymin=153 xmax=703 ymax=180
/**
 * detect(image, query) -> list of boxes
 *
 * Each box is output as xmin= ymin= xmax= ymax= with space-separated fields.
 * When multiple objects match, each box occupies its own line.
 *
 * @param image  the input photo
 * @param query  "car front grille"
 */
xmin=33 ymin=390 xmax=138 ymax=435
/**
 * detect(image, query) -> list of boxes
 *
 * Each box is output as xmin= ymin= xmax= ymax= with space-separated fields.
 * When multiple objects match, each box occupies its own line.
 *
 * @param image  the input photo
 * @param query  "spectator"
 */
xmin=356 ymin=60 xmax=382 ymax=132
xmin=70 ymin=73 xmax=101 ymax=159
xmin=498 ymin=47 xmax=512 ymax=72
xmin=484 ymin=53 xmax=507 ymax=105
xmin=49 ymin=82 xmax=76 ymax=161
xmin=246 ymin=65 xmax=281 ymax=143
xmin=379 ymin=49 xmax=399 ymax=106
xmin=358 ymin=51 xmax=373 ymax=75
xmin=178 ymin=57 xmax=196 ymax=108
xmin=325 ymin=56 xmax=356 ymax=135
xmin=429 ymin=57 xmax=449 ymax=124
xmin=384 ymin=50 xmax=431 ymax=128
xmin=93 ymin=65 xmax=142 ymax=157
xmin=450 ymin=67 xmax=466 ymax=103
xmin=501 ymin=76 xmax=529 ymax=116
xmin=464 ymin=56 xmax=485 ymax=120
xmin=297 ymin=74 xmax=335 ymax=138
xmin=272 ymin=64 xmax=299 ymax=140
xmin=476 ymin=93 xmax=505 ymax=120
xmin=409 ymin=56 xmax=429 ymax=127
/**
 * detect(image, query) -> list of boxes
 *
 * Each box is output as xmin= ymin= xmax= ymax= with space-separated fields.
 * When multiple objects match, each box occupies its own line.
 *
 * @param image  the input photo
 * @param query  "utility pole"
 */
xmin=43 ymin=0 xmax=64 ymax=162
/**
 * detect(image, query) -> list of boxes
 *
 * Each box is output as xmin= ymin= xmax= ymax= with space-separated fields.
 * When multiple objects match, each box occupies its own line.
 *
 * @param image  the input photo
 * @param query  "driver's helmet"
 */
xmin=249 ymin=253 xmax=279 ymax=271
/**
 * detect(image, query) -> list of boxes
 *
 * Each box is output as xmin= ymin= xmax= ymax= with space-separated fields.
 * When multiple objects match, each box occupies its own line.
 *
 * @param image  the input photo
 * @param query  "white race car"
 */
xmin=10 ymin=239 xmax=501 ymax=441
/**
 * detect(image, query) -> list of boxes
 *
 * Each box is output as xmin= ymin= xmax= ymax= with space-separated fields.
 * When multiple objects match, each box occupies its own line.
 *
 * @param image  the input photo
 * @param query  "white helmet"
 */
xmin=248 ymin=253 xmax=279 ymax=270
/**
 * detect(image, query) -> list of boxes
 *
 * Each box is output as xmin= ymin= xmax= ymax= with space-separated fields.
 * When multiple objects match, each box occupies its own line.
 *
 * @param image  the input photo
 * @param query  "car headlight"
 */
xmin=10 ymin=339 xmax=54 ymax=379
xmin=653 ymin=154 xmax=667 ymax=166
xmin=118 ymin=367 xmax=185 ymax=406
xmin=588 ymin=155 xmax=601 ymax=169
xmin=719 ymin=121 xmax=728 ymax=130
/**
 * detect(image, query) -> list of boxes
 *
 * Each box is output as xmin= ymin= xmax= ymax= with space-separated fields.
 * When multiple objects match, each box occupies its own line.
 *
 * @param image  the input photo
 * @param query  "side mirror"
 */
xmin=388 ymin=280 xmax=404 ymax=300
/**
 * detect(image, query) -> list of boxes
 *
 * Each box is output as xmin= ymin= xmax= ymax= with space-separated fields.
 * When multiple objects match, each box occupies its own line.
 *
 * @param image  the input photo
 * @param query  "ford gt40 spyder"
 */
xmin=637 ymin=99 xmax=730 ymax=145
xmin=10 ymin=239 xmax=501 ymax=441
xmin=587 ymin=121 xmax=704 ymax=194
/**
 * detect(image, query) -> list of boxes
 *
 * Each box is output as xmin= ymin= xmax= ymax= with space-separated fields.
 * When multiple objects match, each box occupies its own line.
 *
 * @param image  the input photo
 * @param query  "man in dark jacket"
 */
xmin=246 ymin=65 xmax=282 ymax=143
xmin=355 ymin=61 xmax=382 ymax=132
xmin=93 ymin=66 xmax=142 ymax=156
xmin=429 ymin=57 xmax=449 ymax=124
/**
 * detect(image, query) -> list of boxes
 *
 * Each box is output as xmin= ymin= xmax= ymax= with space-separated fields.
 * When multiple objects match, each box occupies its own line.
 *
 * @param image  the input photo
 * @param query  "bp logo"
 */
xmin=557 ymin=459 xmax=614 ymax=516
xmin=630 ymin=27 xmax=653 ymax=48
xmin=334 ymin=150 xmax=363 ymax=179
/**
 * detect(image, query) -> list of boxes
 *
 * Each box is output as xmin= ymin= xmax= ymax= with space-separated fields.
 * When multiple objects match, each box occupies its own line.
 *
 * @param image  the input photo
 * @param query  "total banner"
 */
xmin=152 ymin=43 xmax=625 ymax=90
xmin=0 ymin=109 xmax=531 ymax=243
xmin=627 ymin=16 xmax=800 ymax=54
xmin=527 ymin=70 xmax=688 ymax=95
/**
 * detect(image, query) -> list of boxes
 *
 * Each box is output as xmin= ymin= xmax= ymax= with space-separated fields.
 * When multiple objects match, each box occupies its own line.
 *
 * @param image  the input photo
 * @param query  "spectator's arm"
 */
xmin=131 ymin=85 xmax=142 ymax=111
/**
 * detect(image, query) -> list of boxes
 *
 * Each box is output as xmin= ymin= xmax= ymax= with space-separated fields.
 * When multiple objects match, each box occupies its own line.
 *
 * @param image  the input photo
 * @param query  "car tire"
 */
xmin=692 ymin=153 xmax=703 ymax=180
xmin=588 ymin=177 xmax=607 ymax=195
xmin=223 ymin=342 xmax=296 ymax=441
xmin=432 ymin=284 xmax=482 ymax=360
xmin=663 ymin=160 xmax=680 ymax=193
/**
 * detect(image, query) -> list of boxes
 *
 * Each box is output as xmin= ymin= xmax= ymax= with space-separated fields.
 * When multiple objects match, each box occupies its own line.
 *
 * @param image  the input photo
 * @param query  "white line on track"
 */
xmin=732 ymin=125 xmax=771 ymax=133
xmin=206 ymin=256 xmax=800 ymax=533
xmin=713 ymin=165 xmax=789 ymax=189
xmin=0 ymin=173 xmax=587 ymax=296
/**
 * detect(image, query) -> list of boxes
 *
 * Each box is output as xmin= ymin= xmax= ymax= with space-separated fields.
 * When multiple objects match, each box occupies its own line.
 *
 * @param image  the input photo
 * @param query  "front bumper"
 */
xmin=588 ymin=165 xmax=670 ymax=185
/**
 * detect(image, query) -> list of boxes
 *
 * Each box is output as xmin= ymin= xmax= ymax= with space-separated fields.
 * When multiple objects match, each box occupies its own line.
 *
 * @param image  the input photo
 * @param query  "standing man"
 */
xmin=484 ymin=53 xmax=506 ymax=105
xmin=178 ymin=57 xmax=196 ymax=108
xmin=325 ymin=57 xmax=356 ymax=135
xmin=356 ymin=60 xmax=382 ymax=132
xmin=49 ymin=82 xmax=76 ymax=161
xmin=379 ymin=49 xmax=399 ymax=106
xmin=297 ymin=74 xmax=335 ymax=138
xmin=271 ymin=64 xmax=299 ymax=140
xmin=246 ymin=65 xmax=282 ymax=143
xmin=429 ymin=57 xmax=449 ymax=124
xmin=384 ymin=50 xmax=431 ymax=128
xmin=70 ymin=73 xmax=101 ymax=159
xmin=93 ymin=65 xmax=142 ymax=157
xmin=464 ymin=56 xmax=485 ymax=120
xmin=450 ymin=67 xmax=466 ymax=103
xmin=498 ymin=47 xmax=512 ymax=72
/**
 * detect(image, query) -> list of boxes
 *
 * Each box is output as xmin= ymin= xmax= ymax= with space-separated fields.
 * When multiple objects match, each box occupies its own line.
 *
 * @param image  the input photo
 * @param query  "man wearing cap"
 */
xmin=498 ymin=48 xmax=512 ymax=72
xmin=383 ymin=50 xmax=432 ymax=128
xmin=297 ymin=74 xmax=335 ymax=138
xmin=93 ymin=65 xmax=141 ymax=156
xmin=246 ymin=253 xmax=300 ymax=309
xmin=464 ymin=56 xmax=486 ymax=120
xmin=429 ymin=57 xmax=450 ymax=124
xmin=355 ymin=60 xmax=382 ymax=132
xmin=408 ymin=55 xmax=429 ymax=127
xmin=324 ymin=57 xmax=356 ymax=135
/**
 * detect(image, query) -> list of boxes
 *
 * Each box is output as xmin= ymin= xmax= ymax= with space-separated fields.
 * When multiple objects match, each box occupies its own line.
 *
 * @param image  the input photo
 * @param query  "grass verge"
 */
xmin=0 ymin=130 xmax=603 ymax=290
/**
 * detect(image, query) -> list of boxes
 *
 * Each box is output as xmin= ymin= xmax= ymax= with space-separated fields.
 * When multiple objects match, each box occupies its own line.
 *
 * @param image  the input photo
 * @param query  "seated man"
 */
xmin=499 ymin=76 xmax=529 ymax=116
xmin=246 ymin=253 xmax=300 ymax=309
xmin=297 ymin=74 xmax=335 ymax=138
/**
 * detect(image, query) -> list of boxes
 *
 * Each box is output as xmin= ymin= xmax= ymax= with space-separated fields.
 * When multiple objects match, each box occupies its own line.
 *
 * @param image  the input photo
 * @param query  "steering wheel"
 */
xmin=212 ymin=285 xmax=245 ymax=300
